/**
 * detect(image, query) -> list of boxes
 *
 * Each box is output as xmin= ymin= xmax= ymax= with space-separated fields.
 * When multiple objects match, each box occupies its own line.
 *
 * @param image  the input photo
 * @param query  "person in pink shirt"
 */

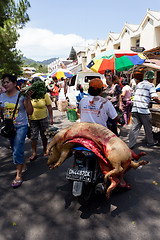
xmin=121 ymin=79 xmax=132 ymax=125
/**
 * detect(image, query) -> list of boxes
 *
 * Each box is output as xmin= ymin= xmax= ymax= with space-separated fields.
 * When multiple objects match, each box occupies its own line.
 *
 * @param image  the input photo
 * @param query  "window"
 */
xmin=69 ymin=75 xmax=76 ymax=86
xmin=136 ymin=39 xmax=140 ymax=47
xmin=84 ymin=76 xmax=100 ymax=83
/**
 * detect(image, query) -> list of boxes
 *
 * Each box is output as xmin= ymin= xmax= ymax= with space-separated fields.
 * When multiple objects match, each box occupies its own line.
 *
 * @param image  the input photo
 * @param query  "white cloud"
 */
xmin=16 ymin=27 xmax=95 ymax=61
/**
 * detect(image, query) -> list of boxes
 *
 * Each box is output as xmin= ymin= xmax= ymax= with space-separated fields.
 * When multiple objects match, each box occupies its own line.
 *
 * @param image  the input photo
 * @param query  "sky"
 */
xmin=16 ymin=0 xmax=160 ymax=61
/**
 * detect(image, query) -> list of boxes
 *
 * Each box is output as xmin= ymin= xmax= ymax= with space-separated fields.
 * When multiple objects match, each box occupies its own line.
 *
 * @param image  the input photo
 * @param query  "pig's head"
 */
xmin=47 ymin=145 xmax=60 ymax=168
xmin=47 ymin=142 xmax=75 ymax=170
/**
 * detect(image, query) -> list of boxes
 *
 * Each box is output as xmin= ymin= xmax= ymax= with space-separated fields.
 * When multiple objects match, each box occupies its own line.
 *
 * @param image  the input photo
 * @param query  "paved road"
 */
xmin=0 ymin=109 xmax=160 ymax=240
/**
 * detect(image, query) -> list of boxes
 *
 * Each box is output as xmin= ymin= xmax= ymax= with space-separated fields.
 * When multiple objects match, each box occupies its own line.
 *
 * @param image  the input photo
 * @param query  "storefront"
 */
xmin=128 ymin=47 xmax=160 ymax=85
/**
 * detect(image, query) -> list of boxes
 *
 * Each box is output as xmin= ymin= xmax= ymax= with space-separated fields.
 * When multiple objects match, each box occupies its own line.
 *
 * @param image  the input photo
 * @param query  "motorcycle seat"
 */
xmin=73 ymin=146 xmax=92 ymax=152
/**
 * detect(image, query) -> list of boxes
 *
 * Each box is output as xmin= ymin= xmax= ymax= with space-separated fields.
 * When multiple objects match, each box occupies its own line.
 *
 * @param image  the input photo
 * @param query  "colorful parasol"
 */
xmin=87 ymin=49 xmax=146 ymax=73
xmin=31 ymin=73 xmax=47 ymax=81
xmin=50 ymin=69 xmax=73 ymax=79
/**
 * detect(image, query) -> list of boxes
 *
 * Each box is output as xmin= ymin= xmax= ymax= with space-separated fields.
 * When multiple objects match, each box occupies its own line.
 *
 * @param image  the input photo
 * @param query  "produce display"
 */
xmin=46 ymin=122 xmax=148 ymax=199
xmin=44 ymin=126 xmax=59 ymax=139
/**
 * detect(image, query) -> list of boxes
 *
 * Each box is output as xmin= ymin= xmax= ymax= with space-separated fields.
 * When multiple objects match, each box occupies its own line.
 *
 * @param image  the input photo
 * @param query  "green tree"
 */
xmin=0 ymin=0 xmax=30 ymax=77
xmin=37 ymin=64 xmax=48 ymax=73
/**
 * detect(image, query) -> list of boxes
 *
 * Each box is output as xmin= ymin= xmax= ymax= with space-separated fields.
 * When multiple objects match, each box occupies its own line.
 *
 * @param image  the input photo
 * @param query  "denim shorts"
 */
xmin=29 ymin=117 xmax=49 ymax=141
xmin=10 ymin=125 xmax=28 ymax=165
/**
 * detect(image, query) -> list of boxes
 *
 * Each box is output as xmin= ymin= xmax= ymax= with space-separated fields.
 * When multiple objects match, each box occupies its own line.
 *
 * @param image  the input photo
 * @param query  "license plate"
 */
xmin=66 ymin=168 xmax=92 ymax=182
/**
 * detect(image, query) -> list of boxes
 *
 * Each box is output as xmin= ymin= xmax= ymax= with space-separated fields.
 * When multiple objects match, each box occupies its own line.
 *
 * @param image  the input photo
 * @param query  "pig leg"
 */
xmin=118 ymin=173 xmax=127 ymax=186
xmin=104 ymin=162 xmax=123 ymax=181
xmin=106 ymin=177 xmax=120 ymax=199
xmin=130 ymin=150 xmax=146 ymax=161
xmin=114 ymin=161 xmax=131 ymax=189
xmin=50 ymin=148 xmax=71 ymax=169
xmin=130 ymin=160 xmax=148 ymax=170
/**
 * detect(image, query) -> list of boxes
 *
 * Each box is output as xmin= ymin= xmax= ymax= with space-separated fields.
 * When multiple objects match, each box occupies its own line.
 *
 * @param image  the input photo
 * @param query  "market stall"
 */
xmin=150 ymin=92 xmax=160 ymax=129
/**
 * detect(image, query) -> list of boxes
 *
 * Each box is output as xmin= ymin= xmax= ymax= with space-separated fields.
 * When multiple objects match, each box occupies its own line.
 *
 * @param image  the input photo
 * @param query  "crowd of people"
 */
xmin=0 ymin=69 xmax=160 ymax=189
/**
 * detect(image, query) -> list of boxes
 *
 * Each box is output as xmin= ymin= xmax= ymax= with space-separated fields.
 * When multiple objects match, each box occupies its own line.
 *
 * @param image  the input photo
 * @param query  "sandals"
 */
xmin=146 ymin=140 xmax=158 ymax=147
xmin=12 ymin=179 xmax=23 ymax=188
xmin=29 ymin=155 xmax=38 ymax=162
xmin=22 ymin=169 xmax=27 ymax=174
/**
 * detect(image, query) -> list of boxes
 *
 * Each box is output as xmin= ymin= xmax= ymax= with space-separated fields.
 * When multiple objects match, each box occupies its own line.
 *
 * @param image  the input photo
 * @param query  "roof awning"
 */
xmin=144 ymin=47 xmax=160 ymax=59
xmin=142 ymin=58 xmax=160 ymax=70
xmin=128 ymin=58 xmax=160 ymax=73
xmin=142 ymin=63 xmax=160 ymax=70
xmin=144 ymin=46 xmax=160 ymax=54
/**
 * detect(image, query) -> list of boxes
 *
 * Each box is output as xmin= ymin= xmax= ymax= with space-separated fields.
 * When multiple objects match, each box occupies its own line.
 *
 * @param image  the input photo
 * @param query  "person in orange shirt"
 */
xmin=51 ymin=77 xmax=61 ymax=108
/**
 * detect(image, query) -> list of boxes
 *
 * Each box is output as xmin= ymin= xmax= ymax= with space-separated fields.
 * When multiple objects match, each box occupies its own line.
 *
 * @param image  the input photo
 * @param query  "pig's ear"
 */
xmin=47 ymin=145 xmax=61 ymax=164
xmin=46 ymin=137 xmax=57 ymax=154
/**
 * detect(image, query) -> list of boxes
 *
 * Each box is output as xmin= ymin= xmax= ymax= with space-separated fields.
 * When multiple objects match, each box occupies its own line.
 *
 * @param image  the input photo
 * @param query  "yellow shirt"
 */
xmin=29 ymin=93 xmax=52 ymax=120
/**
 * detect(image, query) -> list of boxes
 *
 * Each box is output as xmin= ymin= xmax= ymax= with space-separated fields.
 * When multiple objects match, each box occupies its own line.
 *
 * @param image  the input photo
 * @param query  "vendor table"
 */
xmin=150 ymin=98 xmax=160 ymax=128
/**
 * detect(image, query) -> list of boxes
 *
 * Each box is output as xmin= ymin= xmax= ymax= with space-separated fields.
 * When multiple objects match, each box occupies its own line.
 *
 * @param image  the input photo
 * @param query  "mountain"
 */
xmin=21 ymin=56 xmax=36 ymax=65
xmin=21 ymin=56 xmax=58 ymax=66
xmin=37 ymin=58 xmax=58 ymax=65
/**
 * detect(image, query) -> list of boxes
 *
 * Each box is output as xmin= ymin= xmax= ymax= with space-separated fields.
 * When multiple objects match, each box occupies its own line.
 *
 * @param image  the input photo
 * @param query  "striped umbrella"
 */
xmin=87 ymin=49 xmax=146 ymax=73
xmin=50 ymin=69 xmax=73 ymax=79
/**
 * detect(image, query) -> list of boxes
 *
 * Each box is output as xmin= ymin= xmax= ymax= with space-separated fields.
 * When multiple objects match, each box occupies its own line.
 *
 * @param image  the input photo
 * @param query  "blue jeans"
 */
xmin=10 ymin=125 xmax=28 ymax=165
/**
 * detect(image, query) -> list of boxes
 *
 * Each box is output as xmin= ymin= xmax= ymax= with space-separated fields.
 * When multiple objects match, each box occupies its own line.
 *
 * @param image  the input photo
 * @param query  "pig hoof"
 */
xmin=49 ymin=164 xmax=56 ymax=170
xmin=135 ymin=152 xmax=146 ymax=159
xmin=140 ymin=152 xmax=147 ymax=157
xmin=117 ymin=182 xmax=131 ymax=191
xmin=141 ymin=160 xmax=149 ymax=165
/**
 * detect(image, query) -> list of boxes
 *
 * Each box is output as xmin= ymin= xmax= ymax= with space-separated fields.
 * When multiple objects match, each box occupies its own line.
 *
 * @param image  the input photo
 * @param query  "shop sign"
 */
xmin=131 ymin=47 xmax=145 ymax=52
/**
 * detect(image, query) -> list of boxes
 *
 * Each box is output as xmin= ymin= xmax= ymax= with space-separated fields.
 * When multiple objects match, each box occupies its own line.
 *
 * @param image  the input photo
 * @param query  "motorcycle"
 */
xmin=66 ymin=145 xmax=106 ymax=205
xmin=65 ymin=114 xmax=125 ymax=205
xmin=46 ymin=126 xmax=106 ymax=205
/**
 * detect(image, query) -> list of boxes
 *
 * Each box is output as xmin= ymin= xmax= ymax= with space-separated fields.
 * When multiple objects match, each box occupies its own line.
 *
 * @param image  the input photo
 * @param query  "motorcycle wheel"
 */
xmin=77 ymin=182 xmax=94 ymax=206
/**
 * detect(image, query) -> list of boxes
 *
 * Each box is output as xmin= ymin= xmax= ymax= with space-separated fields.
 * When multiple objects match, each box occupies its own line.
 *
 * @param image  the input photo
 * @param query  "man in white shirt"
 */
xmin=129 ymin=70 xmax=160 ymax=148
xmin=79 ymin=78 xmax=119 ymax=128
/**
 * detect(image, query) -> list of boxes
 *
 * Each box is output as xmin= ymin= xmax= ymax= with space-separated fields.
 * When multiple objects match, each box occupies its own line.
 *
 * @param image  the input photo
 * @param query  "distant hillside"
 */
xmin=21 ymin=56 xmax=36 ymax=65
xmin=21 ymin=56 xmax=58 ymax=66
xmin=37 ymin=58 xmax=57 ymax=65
